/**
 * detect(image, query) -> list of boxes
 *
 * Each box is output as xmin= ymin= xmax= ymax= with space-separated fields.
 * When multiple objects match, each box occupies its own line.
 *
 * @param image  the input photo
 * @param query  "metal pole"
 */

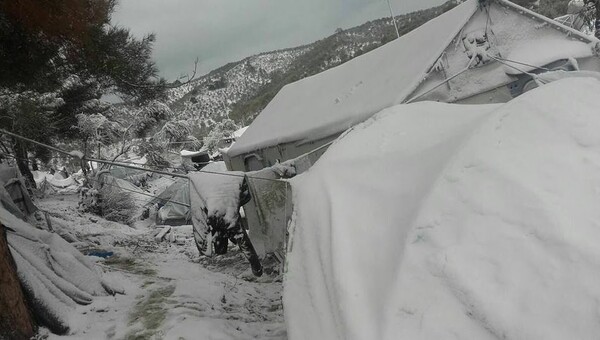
xmin=387 ymin=0 xmax=400 ymax=38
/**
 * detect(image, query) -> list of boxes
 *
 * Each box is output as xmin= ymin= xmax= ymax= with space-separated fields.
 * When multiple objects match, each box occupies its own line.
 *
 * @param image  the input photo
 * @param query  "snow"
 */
xmin=102 ymin=175 xmax=153 ymax=210
xmin=535 ymin=69 xmax=600 ymax=84
xmin=123 ymin=155 xmax=147 ymax=165
xmin=188 ymin=162 xmax=245 ymax=256
xmin=504 ymin=38 xmax=593 ymax=75
xmin=232 ymin=126 xmax=248 ymax=139
xmin=180 ymin=149 xmax=207 ymax=157
xmin=32 ymin=191 xmax=284 ymax=339
xmin=226 ymin=0 xmax=479 ymax=157
xmin=0 ymin=202 xmax=118 ymax=334
xmin=68 ymin=150 xmax=84 ymax=159
xmin=285 ymin=77 xmax=600 ymax=339
xmin=498 ymin=0 xmax=597 ymax=43
xmin=33 ymin=171 xmax=80 ymax=194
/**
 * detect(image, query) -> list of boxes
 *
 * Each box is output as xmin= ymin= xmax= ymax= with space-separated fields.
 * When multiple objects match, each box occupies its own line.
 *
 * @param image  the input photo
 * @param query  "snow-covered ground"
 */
xmin=285 ymin=77 xmax=600 ymax=339
xmin=34 ymin=193 xmax=285 ymax=339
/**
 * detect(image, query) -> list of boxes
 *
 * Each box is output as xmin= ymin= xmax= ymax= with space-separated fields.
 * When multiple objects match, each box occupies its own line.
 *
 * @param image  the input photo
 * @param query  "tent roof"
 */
xmin=226 ymin=0 xmax=479 ymax=157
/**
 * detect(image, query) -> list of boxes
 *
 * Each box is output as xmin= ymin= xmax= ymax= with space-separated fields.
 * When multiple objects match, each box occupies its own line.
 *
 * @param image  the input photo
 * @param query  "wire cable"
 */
xmin=0 ymin=128 xmax=286 ymax=183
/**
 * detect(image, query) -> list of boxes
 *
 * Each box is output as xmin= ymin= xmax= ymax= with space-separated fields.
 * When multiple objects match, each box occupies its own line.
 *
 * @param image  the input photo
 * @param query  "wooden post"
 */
xmin=0 ymin=223 xmax=35 ymax=339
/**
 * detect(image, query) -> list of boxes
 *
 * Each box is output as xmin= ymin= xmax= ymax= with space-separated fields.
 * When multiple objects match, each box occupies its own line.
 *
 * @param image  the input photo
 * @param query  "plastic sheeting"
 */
xmin=243 ymin=166 xmax=294 ymax=258
xmin=4 ymin=178 xmax=37 ymax=216
xmin=188 ymin=162 xmax=244 ymax=256
xmin=34 ymin=171 xmax=80 ymax=194
xmin=156 ymin=179 xmax=190 ymax=225
xmin=0 ymin=188 xmax=121 ymax=334
xmin=285 ymin=78 xmax=600 ymax=339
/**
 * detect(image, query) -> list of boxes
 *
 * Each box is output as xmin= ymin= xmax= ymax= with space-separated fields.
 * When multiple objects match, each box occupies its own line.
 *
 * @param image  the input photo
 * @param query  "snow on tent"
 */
xmin=224 ymin=0 xmax=600 ymax=173
xmin=285 ymin=77 xmax=600 ymax=339
xmin=33 ymin=170 xmax=80 ymax=194
xmin=150 ymin=178 xmax=191 ymax=225
xmin=188 ymin=162 xmax=242 ymax=256
xmin=98 ymin=172 xmax=151 ymax=203
xmin=0 ymin=182 xmax=121 ymax=335
xmin=180 ymin=149 xmax=210 ymax=170
xmin=109 ymin=164 xmax=149 ymax=187
xmin=225 ymin=0 xmax=480 ymax=159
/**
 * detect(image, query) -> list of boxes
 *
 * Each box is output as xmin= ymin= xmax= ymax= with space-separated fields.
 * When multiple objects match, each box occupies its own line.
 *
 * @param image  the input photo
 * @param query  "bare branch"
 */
xmin=115 ymin=57 xmax=199 ymax=90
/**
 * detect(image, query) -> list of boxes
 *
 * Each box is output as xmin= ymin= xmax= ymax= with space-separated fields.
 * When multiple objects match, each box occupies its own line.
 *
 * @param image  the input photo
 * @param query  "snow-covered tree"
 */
xmin=203 ymin=119 xmax=239 ymax=154
xmin=0 ymin=0 xmax=167 ymax=186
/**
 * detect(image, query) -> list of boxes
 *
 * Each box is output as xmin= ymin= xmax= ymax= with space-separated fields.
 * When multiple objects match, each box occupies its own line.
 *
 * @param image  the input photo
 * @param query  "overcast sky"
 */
xmin=113 ymin=0 xmax=446 ymax=80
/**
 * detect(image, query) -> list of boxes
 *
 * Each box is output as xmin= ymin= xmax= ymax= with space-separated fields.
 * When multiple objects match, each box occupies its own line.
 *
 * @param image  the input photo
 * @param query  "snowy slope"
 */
xmin=165 ymin=2 xmax=462 ymax=133
xmin=285 ymin=77 xmax=600 ymax=339
xmin=167 ymin=47 xmax=309 ymax=125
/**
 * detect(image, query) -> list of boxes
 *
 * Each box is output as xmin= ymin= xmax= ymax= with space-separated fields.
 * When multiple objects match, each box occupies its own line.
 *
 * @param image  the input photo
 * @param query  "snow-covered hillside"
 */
xmin=165 ymin=1 xmax=460 ymax=131
xmin=285 ymin=77 xmax=600 ymax=339
xmin=167 ymin=47 xmax=309 ymax=127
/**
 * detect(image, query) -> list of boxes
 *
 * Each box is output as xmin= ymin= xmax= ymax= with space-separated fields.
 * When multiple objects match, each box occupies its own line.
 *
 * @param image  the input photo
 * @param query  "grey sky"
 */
xmin=113 ymin=0 xmax=446 ymax=80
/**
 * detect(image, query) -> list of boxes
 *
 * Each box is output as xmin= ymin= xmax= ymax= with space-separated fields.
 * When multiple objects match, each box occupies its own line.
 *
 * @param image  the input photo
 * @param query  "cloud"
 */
xmin=112 ymin=0 xmax=446 ymax=80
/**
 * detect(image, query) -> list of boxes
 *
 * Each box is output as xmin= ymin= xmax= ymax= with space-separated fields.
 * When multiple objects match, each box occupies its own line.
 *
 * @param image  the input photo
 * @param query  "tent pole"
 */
xmin=387 ymin=0 xmax=401 ymax=38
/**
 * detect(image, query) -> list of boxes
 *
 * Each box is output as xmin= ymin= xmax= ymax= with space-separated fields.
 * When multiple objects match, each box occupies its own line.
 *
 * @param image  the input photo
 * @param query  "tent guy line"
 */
xmin=0 ymin=151 xmax=191 ymax=207
xmin=86 ymin=176 xmax=192 ymax=208
xmin=0 ymin=128 xmax=287 ymax=183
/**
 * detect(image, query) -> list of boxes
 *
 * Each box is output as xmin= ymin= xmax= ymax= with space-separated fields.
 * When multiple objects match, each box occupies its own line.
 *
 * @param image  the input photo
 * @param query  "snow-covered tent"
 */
xmin=285 ymin=77 xmax=600 ymax=339
xmin=224 ymin=0 xmax=600 ymax=173
xmin=152 ymin=178 xmax=191 ymax=226
xmin=33 ymin=170 xmax=80 ymax=195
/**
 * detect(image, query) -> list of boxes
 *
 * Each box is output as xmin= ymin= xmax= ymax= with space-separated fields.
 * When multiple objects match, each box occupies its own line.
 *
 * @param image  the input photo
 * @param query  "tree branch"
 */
xmin=115 ymin=57 xmax=199 ymax=90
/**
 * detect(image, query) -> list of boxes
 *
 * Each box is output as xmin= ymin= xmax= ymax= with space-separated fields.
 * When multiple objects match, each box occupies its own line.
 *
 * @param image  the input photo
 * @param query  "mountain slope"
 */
xmin=165 ymin=1 xmax=461 ymax=135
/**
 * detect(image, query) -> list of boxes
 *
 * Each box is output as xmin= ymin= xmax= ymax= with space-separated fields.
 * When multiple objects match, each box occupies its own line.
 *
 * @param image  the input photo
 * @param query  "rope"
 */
xmin=0 ymin=152 xmax=190 ymax=207
xmin=404 ymin=51 xmax=563 ymax=104
xmin=0 ymin=128 xmax=286 ymax=183
xmin=405 ymin=56 xmax=476 ymax=104
xmin=488 ymin=55 xmax=551 ymax=74
xmin=87 ymin=176 xmax=191 ymax=208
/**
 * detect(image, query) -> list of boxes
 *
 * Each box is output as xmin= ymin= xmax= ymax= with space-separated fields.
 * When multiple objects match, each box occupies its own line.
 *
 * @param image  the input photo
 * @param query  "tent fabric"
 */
xmin=100 ymin=174 xmax=152 ymax=208
xmin=0 ymin=166 xmax=37 ymax=215
xmin=226 ymin=0 xmax=479 ymax=158
xmin=243 ymin=165 xmax=294 ymax=258
xmin=0 ymin=191 xmax=120 ymax=334
xmin=4 ymin=178 xmax=37 ymax=216
xmin=0 ymin=165 xmax=18 ymax=183
xmin=188 ymin=162 xmax=245 ymax=256
xmin=149 ymin=178 xmax=191 ymax=225
xmin=188 ymin=162 xmax=263 ymax=275
xmin=34 ymin=171 xmax=80 ymax=194
xmin=156 ymin=179 xmax=190 ymax=225
xmin=284 ymin=78 xmax=600 ymax=339
xmin=0 ymin=179 xmax=27 ymax=220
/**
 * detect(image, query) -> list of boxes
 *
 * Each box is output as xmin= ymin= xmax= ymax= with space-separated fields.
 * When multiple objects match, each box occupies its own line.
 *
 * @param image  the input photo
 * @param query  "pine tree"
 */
xmin=0 ymin=0 xmax=167 ymax=185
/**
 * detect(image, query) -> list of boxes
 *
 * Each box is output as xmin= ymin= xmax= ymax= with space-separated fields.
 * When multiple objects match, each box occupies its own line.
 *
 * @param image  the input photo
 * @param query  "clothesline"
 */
xmin=0 ymin=128 xmax=286 ymax=183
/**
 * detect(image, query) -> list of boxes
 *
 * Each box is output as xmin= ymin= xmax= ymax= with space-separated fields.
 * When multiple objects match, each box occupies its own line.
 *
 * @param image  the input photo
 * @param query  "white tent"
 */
xmin=285 ymin=77 xmax=600 ymax=339
xmin=225 ymin=0 xmax=599 ymax=172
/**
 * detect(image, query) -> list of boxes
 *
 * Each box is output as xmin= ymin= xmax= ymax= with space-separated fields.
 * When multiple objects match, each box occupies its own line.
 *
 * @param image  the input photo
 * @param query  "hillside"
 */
xmin=165 ymin=1 xmax=461 ymax=135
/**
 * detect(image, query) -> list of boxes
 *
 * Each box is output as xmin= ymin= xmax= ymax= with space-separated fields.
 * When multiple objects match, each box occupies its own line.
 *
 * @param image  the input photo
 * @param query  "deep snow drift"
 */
xmin=285 ymin=77 xmax=600 ymax=339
